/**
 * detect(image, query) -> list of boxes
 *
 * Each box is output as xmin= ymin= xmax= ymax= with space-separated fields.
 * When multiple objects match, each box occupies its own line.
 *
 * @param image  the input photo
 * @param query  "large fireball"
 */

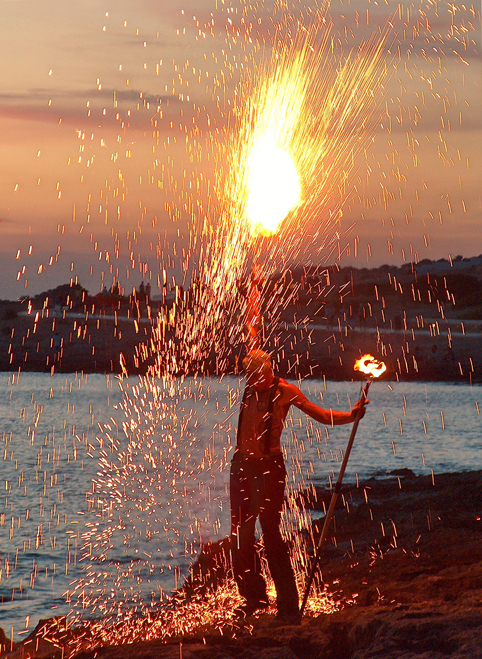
xmin=246 ymin=136 xmax=301 ymax=236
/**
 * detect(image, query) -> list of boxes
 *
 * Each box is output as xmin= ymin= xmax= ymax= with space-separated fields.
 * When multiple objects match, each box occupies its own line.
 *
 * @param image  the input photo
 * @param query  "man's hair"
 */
xmin=242 ymin=349 xmax=273 ymax=375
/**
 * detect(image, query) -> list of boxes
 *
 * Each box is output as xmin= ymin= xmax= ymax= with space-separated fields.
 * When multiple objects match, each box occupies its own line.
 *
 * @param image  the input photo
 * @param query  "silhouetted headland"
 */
xmin=1 ymin=256 xmax=481 ymax=382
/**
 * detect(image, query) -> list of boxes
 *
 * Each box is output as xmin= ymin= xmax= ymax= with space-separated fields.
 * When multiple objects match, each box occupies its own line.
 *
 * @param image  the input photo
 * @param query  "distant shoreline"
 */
xmin=0 ymin=328 xmax=482 ymax=384
xmin=1 ymin=299 xmax=481 ymax=383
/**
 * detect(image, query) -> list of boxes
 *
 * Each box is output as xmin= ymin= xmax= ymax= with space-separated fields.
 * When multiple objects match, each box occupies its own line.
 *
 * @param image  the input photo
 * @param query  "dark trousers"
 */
xmin=230 ymin=454 xmax=299 ymax=616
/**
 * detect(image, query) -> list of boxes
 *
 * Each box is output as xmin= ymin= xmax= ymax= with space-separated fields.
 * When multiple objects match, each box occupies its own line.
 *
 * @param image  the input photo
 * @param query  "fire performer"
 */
xmin=231 ymin=348 xmax=368 ymax=623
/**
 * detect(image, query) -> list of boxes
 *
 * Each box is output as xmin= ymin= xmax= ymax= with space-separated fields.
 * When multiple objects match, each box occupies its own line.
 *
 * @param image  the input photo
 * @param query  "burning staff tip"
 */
xmin=354 ymin=354 xmax=387 ymax=378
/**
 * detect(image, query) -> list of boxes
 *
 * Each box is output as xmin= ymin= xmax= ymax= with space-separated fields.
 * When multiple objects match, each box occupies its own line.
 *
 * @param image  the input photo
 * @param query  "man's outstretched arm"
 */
xmin=282 ymin=383 xmax=367 ymax=426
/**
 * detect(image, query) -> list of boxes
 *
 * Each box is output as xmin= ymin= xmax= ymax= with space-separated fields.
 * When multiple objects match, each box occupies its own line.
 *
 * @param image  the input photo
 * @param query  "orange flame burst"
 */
xmin=354 ymin=354 xmax=387 ymax=378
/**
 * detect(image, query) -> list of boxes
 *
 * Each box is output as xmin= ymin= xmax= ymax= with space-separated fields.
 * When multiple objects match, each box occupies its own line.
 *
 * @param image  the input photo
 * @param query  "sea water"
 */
xmin=0 ymin=372 xmax=480 ymax=636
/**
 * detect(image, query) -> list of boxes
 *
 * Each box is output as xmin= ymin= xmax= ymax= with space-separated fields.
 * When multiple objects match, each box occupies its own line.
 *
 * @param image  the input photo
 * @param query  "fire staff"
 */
xmin=230 ymin=349 xmax=368 ymax=623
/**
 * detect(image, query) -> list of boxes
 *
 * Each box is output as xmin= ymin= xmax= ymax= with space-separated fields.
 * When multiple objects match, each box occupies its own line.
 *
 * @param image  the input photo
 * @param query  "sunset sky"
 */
xmin=0 ymin=0 xmax=480 ymax=300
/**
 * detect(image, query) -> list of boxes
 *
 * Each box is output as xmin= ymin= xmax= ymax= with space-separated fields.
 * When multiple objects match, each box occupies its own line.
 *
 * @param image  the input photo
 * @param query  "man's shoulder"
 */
xmin=276 ymin=379 xmax=303 ymax=402
xmin=276 ymin=377 xmax=290 ymax=391
xmin=277 ymin=378 xmax=299 ymax=391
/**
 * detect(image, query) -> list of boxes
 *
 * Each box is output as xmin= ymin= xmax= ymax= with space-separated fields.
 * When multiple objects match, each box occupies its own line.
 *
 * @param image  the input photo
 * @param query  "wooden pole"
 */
xmin=300 ymin=379 xmax=371 ymax=616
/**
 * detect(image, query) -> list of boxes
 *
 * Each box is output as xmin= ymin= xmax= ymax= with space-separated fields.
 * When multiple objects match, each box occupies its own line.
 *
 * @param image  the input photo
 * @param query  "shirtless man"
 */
xmin=231 ymin=349 xmax=367 ymax=623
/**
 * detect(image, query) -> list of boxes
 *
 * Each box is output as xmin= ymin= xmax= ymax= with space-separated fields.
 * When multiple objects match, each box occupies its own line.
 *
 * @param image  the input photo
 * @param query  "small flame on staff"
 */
xmin=354 ymin=354 xmax=387 ymax=378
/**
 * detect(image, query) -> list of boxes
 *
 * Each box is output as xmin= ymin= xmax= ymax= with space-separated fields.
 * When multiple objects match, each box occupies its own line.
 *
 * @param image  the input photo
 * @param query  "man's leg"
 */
xmin=230 ymin=461 xmax=268 ymax=608
xmin=259 ymin=456 xmax=300 ymax=620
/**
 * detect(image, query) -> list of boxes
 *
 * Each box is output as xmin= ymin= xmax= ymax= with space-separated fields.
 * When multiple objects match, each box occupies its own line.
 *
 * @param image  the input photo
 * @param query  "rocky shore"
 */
xmin=2 ymin=469 xmax=481 ymax=658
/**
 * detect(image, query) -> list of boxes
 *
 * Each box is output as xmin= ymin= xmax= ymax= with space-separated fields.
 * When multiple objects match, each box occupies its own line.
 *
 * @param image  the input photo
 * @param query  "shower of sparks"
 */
xmin=39 ymin=577 xmax=345 ymax=655
xmin=144 ymin=7 xmax=397 ymax=385
xmin=61 ymin=4 xmax=397 ymax=637
xmin=209 ymin=9 xmax=395 ymax=290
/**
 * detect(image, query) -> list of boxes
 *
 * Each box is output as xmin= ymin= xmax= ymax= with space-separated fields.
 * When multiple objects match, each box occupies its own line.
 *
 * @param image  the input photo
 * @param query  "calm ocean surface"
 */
xmin=1 ymin=372 xmax=481 ymax=636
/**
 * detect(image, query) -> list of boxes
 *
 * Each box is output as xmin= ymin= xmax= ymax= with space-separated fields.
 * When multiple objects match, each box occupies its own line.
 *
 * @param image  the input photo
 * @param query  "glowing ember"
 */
xmin=354 ymin=354 xmax=387 ymax=378
xmin=246 ymin=136 xmax=301 ymax=235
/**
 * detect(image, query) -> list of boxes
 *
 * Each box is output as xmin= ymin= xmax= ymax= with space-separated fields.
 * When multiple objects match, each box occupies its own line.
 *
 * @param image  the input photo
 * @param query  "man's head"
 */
xmin=243 ymin=349 xmax=274 ymax=391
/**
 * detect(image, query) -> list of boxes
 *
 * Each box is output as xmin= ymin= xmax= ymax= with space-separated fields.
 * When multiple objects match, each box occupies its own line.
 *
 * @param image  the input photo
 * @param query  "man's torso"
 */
xmin=236 ymin=379 xmax=289 ymax=459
